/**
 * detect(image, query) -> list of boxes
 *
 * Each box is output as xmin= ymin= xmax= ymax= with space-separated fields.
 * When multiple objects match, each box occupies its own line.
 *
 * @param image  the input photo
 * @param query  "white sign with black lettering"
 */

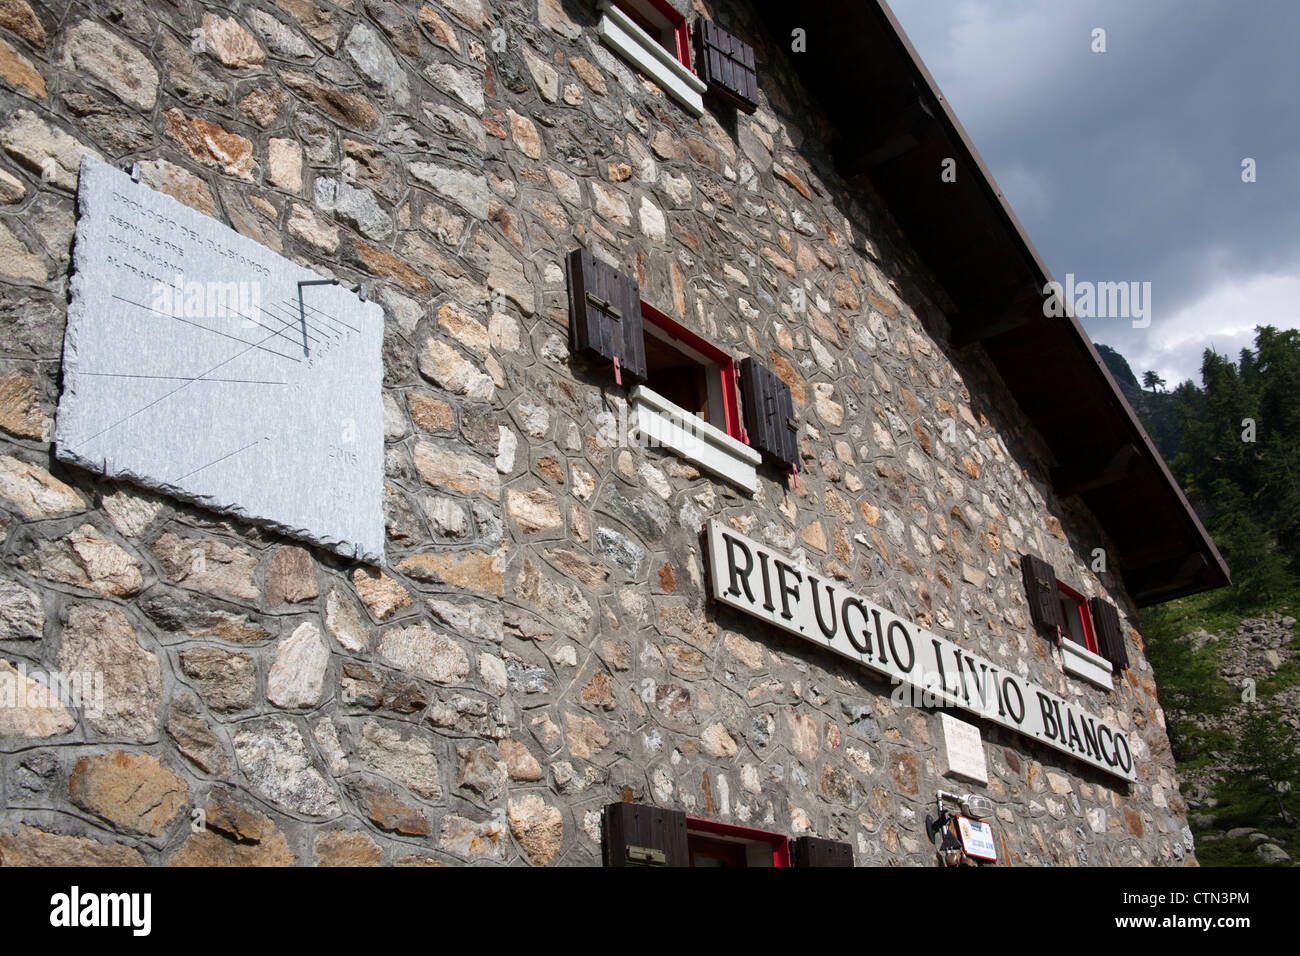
xmin=705 ymin=520 xmax=1137 ymax=781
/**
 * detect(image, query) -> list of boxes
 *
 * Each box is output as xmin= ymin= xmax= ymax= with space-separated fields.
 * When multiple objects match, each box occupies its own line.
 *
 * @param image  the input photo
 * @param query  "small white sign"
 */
xmin=940 ymin=713 xmax=989 ymax=783
xmin=957 ymin=816 xmax=997 ymax=862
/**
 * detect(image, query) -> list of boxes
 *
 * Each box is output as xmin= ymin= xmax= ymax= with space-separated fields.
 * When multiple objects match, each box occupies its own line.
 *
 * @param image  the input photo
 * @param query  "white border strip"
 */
xmin=630 ymin=385 xmax=759 ymax=493
xmin=597 ymin=2 xmax=706 ymax=116
xmin=1061 ymin=638 xmax=1115 ymax=691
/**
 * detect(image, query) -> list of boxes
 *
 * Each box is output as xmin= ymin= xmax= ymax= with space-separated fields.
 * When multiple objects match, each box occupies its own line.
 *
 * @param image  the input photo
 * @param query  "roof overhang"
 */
xmin=751 ymin=0 xmax=1229 ymax=605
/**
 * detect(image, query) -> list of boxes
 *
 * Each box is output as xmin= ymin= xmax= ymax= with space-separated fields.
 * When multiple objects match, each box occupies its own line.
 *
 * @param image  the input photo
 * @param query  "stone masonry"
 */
xmin=0 ymin=0 xmax=1193 ymax=865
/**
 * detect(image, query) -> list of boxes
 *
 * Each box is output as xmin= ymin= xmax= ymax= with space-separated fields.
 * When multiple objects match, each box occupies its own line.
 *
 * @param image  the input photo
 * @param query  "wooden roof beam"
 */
xmin=949 ymin=288 xmax=1044 ymax=348
xmin=1051 ymin=443 xmax=1141 ymax=497
xmin=1125 ymin=553 xmax=1211 ymax=605
xmin=837 ymin=96 xmax=938 ymax=178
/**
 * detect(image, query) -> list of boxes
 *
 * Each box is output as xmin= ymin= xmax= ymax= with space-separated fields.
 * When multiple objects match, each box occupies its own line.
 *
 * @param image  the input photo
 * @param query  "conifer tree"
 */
xmin=1232 ymin=700 xmax=1300 ymax=827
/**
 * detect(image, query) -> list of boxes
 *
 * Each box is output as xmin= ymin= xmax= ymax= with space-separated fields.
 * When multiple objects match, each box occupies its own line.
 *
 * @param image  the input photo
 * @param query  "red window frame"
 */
xmin=686 ymin=816 xmax=791 ymax=867
xmin=640 ymin=300 xmax=744 ymax=442
xmin=1055 ymin=580 xmax=1098 ymax=654
xmin=616 ymin=0 xmax=691 ymax=67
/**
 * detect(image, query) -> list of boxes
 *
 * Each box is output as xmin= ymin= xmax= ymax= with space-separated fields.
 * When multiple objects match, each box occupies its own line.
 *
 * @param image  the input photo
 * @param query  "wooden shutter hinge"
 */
xmin=626 ymin=845 xmax=666 ymax=866
xmin=585 ymin=290 xmax=621 ymax=320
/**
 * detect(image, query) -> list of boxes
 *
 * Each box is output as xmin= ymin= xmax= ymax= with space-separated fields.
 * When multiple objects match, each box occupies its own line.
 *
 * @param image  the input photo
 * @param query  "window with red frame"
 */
xmin=640 ymin=301 xmax=744 ymax=441
xmin=687 ymin=817 xmax=789 ymax=867
xmin=1056 ymin=580 xmax=1098 ymax=653
xmin=602 ymin=801 xmax=850 ymax=866
xmin=613 ymin=0 xmax=691 ymax=67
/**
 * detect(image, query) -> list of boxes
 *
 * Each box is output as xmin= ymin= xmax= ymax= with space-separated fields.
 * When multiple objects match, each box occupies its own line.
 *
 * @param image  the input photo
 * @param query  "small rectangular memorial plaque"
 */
xmin=54 ymin=157 xmax=385 ymax=562
xmin=939 ymin=713 xmax=989 ymax=784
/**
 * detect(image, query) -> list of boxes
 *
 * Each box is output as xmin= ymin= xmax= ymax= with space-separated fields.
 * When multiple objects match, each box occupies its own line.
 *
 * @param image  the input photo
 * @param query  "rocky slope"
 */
xmin=1170 ymin=614 xmax=1299 ymax=865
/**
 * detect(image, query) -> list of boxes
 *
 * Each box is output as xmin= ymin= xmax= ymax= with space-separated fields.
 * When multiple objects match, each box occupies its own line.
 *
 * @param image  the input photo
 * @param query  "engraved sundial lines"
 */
xmin=68 ymin=303 xmax=304 ymax=453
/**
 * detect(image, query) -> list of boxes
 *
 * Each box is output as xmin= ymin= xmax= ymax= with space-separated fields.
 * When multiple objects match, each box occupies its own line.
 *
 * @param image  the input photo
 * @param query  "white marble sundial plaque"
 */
xmin=54 ymin=156 xmax=385 ymax=563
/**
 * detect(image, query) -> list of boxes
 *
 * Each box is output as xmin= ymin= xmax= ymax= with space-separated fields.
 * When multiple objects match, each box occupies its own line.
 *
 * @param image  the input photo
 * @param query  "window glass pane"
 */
xmin=1059 ymin=596 xmax=1085 ymax=644
xmin=616 ymin=1 xmax=679 ymax=56
xmin=644 ymin=331 xmax=711 ymax=420
xmin=689 ymin=835 xmax=749 ymax=867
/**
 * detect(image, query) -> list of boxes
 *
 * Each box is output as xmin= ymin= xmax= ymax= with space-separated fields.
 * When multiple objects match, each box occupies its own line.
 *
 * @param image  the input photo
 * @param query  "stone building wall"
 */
xmin=0 ymin=0 xmax=1193 ymax=866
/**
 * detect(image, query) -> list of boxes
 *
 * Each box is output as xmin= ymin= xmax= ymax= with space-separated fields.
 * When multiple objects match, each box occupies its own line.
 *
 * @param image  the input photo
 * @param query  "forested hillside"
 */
xmin=1098 ymin=330 xmax=1300 ymax=866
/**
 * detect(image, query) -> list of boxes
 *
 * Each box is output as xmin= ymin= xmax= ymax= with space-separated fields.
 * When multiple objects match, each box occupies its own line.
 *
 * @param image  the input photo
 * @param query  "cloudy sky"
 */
xmin=888 ymin=0 xmax=1300 ymax=386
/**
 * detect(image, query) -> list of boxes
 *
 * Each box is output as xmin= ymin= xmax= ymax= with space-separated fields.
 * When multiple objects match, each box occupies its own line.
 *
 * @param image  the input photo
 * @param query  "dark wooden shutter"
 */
xmin=1089 ymin=597 xmax=1129 ymax=671
xmin=1020 ymin=552 xmax=1066 ymax=635
xmin=791 ymin=835 xmax=854 ymax=867
xmin=566 ymin=248 xmax=647 ymax=385
xmin=740 ymin=357 xmax=798 ymax=469
xmin=602 ymin=802 xmax=690 ymax=867
xmin=693 ymin=20 xmax=759 ymax=113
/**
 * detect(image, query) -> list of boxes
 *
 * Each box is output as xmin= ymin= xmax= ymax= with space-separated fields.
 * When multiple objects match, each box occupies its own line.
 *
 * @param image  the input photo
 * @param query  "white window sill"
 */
xmin=597 ymin=1 xmax=706 ymax=116
xmin=1061 ymin=638 xmax=1114 ymax=691
xmin=629 ymin=385 xmax=759 ymax=493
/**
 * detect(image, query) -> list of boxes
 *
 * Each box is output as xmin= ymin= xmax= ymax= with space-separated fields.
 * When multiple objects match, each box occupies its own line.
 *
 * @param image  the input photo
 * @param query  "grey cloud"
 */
xmin=889 ymin=0 xmax=1300 ymax=382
